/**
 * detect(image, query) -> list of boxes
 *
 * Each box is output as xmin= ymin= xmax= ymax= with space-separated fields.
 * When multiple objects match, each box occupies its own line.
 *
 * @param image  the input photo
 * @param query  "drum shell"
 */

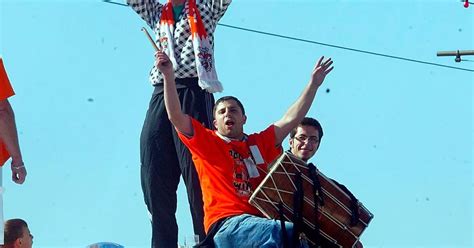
xmin=249 ymin=152 xmax=374 ymax=248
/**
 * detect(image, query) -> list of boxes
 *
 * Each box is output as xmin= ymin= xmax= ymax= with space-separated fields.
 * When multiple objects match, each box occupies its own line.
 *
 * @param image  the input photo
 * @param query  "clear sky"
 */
xmin=1 ymin=0 xmax=472 ymax=247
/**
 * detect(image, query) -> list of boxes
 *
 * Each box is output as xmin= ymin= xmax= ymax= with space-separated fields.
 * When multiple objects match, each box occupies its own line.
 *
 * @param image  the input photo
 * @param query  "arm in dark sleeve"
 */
xmin=202 ymin=0 xmax=232 ymax=23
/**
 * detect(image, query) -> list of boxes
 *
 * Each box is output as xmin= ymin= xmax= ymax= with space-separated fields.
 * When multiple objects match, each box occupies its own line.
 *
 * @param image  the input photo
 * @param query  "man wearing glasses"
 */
xmin=289 ymin=117 xmax=323 ymax=163
xmin=288 ymin=117 xmax=364 ymax=248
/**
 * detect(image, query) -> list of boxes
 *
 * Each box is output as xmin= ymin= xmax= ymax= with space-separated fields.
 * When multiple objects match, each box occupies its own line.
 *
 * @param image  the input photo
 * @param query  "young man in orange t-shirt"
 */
xmin=0 ymin=58 xmax=27 ymax=184
xmin=158 ymin=51 xmax=333 ymax=247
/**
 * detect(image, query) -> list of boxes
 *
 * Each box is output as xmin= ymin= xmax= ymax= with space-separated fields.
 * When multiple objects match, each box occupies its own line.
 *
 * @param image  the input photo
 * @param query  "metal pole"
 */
xmin=437 ymin=50 xmax=474 ymax=57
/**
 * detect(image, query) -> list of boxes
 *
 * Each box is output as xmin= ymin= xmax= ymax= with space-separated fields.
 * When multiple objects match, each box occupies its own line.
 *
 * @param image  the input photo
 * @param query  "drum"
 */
xmin=249 ymin=152 xmax=374 ymax=248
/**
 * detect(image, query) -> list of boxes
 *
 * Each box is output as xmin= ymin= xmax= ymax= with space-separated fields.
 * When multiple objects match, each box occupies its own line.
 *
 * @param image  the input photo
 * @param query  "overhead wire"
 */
xmin=103 ymin=0 xmax=474 ymax=73
xmin=218 ymin=24 xmax=473 ymax=73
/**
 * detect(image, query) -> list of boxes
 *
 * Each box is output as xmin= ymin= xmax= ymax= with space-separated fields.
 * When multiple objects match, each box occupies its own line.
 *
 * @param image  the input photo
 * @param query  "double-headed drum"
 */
xmin=249 ymin=152 xmax=373 ymax=248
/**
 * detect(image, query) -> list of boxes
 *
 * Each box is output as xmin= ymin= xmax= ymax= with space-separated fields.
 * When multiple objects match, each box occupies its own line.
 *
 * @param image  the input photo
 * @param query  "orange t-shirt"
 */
xmin=0 ymin=58 xmax=15 ymax=166
xmin=178 ymin=118 xmax=282 ymax=233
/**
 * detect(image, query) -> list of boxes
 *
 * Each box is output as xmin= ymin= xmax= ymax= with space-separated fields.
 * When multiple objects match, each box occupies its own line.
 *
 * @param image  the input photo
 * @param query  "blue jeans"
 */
xmin=214 ymin=214 xmax=305 ymax=248
xmin=87 ymin=242 xmax=124 ymax=248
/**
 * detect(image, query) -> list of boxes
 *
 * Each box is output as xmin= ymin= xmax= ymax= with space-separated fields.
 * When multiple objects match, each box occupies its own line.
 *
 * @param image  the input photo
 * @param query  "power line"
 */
xmin=103 ymin=0 xmax=127 ymax=6
xmin=218 ymin=24 xmax=473 ymax=73
xmin=104 ymin=0 xmax=473 ymax=73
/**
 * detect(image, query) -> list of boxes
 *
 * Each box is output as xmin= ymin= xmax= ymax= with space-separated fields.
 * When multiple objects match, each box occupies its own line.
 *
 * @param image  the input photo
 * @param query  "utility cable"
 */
xmin=103 ymin=0 xmax=473 ymax=73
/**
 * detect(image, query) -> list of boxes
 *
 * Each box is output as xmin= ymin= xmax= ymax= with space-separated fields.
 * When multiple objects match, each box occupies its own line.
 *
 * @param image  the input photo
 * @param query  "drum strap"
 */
xmin=308 ymin=163 xmax=324 ymax=206
xmin=308 ymin=163 xmax=323 ymax=248
xmin=278 ymin=172 xmax=305 ymax=248
xmin=278 ymin=202 xmax=290 ymax=248
xmin=331 ymin=179 xmax=360 ymax=226
xmin=292 ymin=172 xmax=304 ymax=248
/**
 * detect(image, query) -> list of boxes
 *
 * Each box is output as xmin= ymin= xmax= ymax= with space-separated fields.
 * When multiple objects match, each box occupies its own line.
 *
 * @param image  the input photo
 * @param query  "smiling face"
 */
xmin=289 ymin=125 xmax=321 ymax=162
xmin=213 ymin=99 xmax=247 ymax=140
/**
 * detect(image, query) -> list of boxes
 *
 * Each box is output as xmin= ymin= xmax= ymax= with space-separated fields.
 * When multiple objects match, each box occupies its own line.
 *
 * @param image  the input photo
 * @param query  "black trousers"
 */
xmin=140 ymin=77 xmax=214 ymax=248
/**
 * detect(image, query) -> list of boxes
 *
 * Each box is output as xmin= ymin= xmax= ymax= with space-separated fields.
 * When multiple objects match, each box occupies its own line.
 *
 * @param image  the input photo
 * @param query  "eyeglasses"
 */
xmin=294 ymin=135 xmax=319 ymax=144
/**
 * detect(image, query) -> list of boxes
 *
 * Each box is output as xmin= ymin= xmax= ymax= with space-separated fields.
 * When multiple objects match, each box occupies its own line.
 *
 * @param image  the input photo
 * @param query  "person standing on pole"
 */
xmin=126 ymin=0 xmax=231 ymax=247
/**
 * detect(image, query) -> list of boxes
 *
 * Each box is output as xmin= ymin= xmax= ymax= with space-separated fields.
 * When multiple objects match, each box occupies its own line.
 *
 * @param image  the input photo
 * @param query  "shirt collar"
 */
xmin=215 ymin=131 xmax=248 ymax=143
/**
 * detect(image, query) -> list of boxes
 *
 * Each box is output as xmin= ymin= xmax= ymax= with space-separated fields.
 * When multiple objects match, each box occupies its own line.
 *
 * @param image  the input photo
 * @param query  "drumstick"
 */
xmin=141 ymin=27 xmax=172 ymax=67
xmin=141 ymin=27 xmax=160 ymax=52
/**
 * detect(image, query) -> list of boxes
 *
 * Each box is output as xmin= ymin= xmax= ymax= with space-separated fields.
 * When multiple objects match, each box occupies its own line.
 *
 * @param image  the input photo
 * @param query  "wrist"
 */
xmin=309 ymin=81 xmax=320 ymax=91
xmin=163 ymin=72 xmax=175 ymax=81
xmin=11 ymin=160 xmax=24 ymax=169
xmin=11 ymin=156 xmax=23 ymax=165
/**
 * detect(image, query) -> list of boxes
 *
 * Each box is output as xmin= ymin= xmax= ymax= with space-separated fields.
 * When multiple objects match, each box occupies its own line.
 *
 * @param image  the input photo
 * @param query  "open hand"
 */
xmin=311 ymin=56 xmax=334 ymax=87
xmin=155 ymin=51 xmax=174 ymax=77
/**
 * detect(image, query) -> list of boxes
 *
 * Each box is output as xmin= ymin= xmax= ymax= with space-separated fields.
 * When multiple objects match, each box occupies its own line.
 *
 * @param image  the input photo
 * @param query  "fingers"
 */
xmin=316 ymin=56 xmax=324 ymax=68
xmin=154 ymin=51 xmax=171 ymax=66
xmin=12 ymin=167 xmax=26 ymax=184
xmin=318 ymin=57 xmax=334 ymax=75
xmin=314 ymin=56 xmax=333 ymax=71
xmin=322 ymin=58 xmax=333 ymax=68
xmin=322 ymin=60 xmax=333 ymax=72
xmin=311 ymin=56 xmax=334 ymax=85
xmin=154 ymin=51 xmax=167 ymax=59
xmin=156 ymin=53 xmax=168 ymax=60
xmin=325 ymin=66 xmax=334 ymax=75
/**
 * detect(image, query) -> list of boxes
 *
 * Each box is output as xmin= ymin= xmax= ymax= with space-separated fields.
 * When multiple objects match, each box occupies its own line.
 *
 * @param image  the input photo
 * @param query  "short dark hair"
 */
xmin=4 ymin=219 xmax=28 ymax=245
xmin=213 ymin=96 xmax=246 ymax=117
xmin=290 ymin=117 xmax=324 ymax=140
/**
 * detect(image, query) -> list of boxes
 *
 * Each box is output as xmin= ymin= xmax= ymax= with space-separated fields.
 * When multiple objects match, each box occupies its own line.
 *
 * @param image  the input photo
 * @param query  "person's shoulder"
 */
xmin=189 ymin=117 xmax=216 ymax=137
xmin=260 ymin=124 xmax=277 ymax=135
xmin=0 ymin=56 xmax=7 ymax=72
xmin=190 ymin=117 xmax=210 ymax=129
xmin=248 ymin=125 xmax=276 ymax=144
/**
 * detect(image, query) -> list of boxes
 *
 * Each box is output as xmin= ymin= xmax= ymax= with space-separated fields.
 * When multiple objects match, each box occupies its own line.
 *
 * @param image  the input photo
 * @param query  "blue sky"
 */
xmin=1 ymin=0 xmax=472 ymax=247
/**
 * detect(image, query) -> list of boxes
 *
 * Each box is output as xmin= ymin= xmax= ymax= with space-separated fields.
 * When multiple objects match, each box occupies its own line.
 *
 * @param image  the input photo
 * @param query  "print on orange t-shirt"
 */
xmin=178 ymin=118 xmax=282 ymax=233
xmin=0 ymin=58 xmax=15 ymax=166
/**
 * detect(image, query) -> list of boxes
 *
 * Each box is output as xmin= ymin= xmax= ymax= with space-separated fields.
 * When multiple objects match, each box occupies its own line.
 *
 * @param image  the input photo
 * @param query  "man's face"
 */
xmin=213 ymin=100 xmax=246 ymax=140
xmin=19 ymin=226 xmax=33 ymax=248
xmin=289 ymin=125 xmax=320 ymax=162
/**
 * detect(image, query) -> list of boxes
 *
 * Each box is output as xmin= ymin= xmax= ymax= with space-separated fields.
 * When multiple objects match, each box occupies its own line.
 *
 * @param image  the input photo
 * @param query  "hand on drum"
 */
xmin=311 ymin=56 xmax=334 ymax=87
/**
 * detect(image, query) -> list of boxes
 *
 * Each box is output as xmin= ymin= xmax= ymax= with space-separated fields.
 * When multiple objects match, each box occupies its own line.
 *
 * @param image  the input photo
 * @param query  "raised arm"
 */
xmin=273 ymin=56 xmax=334 ymax=146
xmin=127 ymin=0 xmax=163 ymax=29
xmin=203 ymin=0 xmax=232 ymax=23
xmin=156 ymin=51 xmax=194 ymax=136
